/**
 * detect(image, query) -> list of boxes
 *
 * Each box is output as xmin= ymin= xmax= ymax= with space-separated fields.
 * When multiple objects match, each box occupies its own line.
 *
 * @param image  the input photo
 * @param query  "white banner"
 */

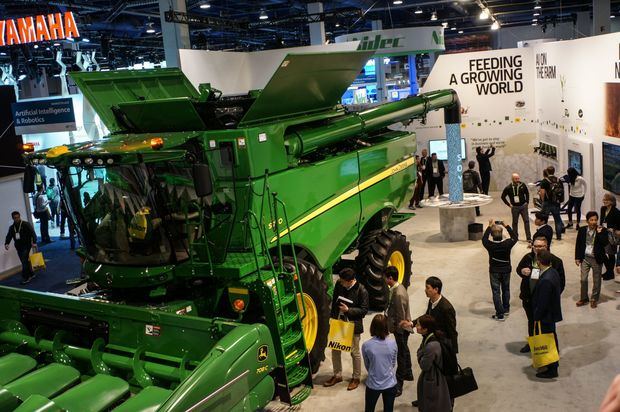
xmin=335 ymin=26 xmax=445 ymax=56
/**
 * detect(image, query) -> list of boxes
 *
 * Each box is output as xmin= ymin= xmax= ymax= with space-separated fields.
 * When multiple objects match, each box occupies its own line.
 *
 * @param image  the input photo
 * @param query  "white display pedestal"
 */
xmin=420 ymin=193 xmax=493 ymax=242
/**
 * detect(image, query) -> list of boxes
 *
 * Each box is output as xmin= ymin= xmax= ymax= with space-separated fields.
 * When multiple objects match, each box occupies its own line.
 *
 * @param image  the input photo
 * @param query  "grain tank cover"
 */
xmin=70 ymin=69 xmax=202 ymax=134
xmin=238 ymin=50 xmax=374 ymax=126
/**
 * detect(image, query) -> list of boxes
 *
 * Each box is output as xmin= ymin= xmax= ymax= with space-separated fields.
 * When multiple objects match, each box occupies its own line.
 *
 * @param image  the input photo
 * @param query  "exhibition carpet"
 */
xmin=0 ymin=236 xmax=81 ymax=294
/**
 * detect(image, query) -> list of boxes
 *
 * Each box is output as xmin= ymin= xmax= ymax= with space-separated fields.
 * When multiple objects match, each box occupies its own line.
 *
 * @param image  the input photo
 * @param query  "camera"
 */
xmin=495 ymin=220 xmax=504 ymax=225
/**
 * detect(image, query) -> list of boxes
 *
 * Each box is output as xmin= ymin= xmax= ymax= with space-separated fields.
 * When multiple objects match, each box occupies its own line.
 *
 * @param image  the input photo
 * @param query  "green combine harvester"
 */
xmin=0 ymin=51 xmax=460 ymax=411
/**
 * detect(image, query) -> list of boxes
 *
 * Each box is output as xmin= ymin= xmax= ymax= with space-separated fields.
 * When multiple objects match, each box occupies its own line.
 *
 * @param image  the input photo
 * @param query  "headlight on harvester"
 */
xmin=228 ymin=287 xmax=249 ymax=313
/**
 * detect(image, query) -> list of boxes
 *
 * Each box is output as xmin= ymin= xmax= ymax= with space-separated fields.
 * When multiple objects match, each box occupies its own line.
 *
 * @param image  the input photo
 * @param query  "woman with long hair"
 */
xmin=415 ymin=314 xmax=452 ymax=412
xmin=565 ymin=167 xmax=587 ymax=229
xmin=362 ymin=314 xmax=398 ymax=412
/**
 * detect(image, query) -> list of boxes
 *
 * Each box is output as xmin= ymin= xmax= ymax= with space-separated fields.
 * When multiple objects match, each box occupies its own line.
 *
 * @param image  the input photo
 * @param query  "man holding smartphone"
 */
xmin=482 ymin=219 xmax=518 ymax=321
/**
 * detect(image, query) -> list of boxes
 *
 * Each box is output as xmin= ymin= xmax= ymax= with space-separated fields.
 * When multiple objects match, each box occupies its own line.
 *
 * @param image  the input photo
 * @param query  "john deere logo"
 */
xmin=432 ymin=31 xmax=444 ymax=45
xmin=257 ymin=345 xmax=268 ymax=362
xmin=353 ymin=34 xmax=404 ymax=51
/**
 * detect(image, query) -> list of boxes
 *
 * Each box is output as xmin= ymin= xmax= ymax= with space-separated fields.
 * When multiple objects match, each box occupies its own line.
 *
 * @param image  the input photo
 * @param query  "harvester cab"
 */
xmin=3 ymin=50 xmax=461 ymax=411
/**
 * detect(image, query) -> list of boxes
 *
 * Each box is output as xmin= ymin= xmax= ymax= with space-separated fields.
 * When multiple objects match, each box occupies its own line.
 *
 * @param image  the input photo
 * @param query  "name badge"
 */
xmin=513 ymin=196 xmax=520 ymax=203
xmin=433 ymin=167 xmax=438 ymax=174
xmin=531 ymin=268 xmax=541 ymax=280
xmin=14 ymin=233 xmax=20 ymax=240
xmin=585 ymin=244 xmax=594 ymax=255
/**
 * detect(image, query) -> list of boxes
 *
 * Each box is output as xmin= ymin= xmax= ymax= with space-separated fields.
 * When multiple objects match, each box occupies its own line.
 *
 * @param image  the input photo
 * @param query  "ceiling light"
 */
xmin=393 ymin=0 xmax=403 ymax=4
xmin=532 ymin=18 xmax=538 ymax=22
xmin=430 ymin=11 xmax=437 ymax=21
xmin=0 ymin=52 xmax=6 ymax=56
xmin=479 ymin=8 xmax=490 ymax=20
xmin=442 ymin=21 xmax=448 ymax=28
xmin=533 ymin=11 xmax=540 ymax=16
xmin=458 ymin=30 xmax=463 ymax=34
xmin=534 ymin=1 xmax=541 ymax=10
xmin=612 ymin=15 xmax=616 ymax=19
xmin=451 ymin=27 xmax=456 ymax=31
xmin=33 ymin=44 xmax=39 ymax=49
xmin=200 ymin=2 xmax=211 ymax=9
xmin=335 ymin=22 xmax=340 ymax=27
xmin=53 ymin=42 xmax=60 ymax=46
xmin=146 ymin=22 xmax=156 ymax=33
xmin=18 ymin=74 xmax=27 ymax=81
xmin=82 ymin=38 xmax=90 ymax=43
xmin=414 ymin=7 xmax=423 ymax=14
xmin=531 ymin=22 xmax=538 ymax=26
xmin=259 ymin=10 xmax=268 ymax=20
xmin=491 ymin=21 xmax=499 ymax=30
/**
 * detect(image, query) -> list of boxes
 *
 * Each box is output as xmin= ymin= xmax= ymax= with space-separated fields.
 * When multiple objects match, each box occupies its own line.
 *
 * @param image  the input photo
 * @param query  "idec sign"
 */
xmin=0 ymin=12 xmax=80 ymax=47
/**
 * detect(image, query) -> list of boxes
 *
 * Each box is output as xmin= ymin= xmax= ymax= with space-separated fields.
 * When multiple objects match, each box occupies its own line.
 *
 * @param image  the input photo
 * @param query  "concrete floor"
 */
xmin=267 ymin=193 xmax=620 ymax=411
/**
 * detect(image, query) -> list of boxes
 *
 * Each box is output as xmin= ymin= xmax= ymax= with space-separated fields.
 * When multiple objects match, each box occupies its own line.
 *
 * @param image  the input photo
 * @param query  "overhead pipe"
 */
xmin=284 ymin=89 xmax=460 ymax=157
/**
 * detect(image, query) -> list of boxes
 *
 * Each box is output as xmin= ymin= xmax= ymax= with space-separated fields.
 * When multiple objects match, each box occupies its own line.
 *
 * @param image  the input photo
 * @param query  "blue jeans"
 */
xmin=542 ymin=201 xmax=564 ymax=239
xmin=490 ymin=272 xmax=510 ymax=316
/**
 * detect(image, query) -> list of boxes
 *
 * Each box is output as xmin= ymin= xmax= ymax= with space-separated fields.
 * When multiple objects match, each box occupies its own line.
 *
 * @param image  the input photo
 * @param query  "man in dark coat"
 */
xmin=402 ymin=276 xmax=458 ymax=353
xmin=575 ymin=211 xmax=608 ymax=308
xmin=418 ymin=149 xmax=430 ymax=200
xmin=516 ymin=236 xmax=565 ymax=353
xmin=532 ymin=249 xmax=563 ymax=379
xmin=324 ymin=268 xmax=369 ymax=391
xmin=533 ymin=211 xmax=554 ymax=250
xmin=384 ymin=266 xmax=413 ymax=396
xmin=4 ymin=211 xmax=37 ymax=284
xmin=425 ymin=153 xmax=446 ymax=197
xmin=476 ymin=145 xmax=495 ymax=194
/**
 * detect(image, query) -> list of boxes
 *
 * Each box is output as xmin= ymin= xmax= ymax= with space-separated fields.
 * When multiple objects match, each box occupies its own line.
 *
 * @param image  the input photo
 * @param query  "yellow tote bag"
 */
xmin=327 ymin=317 xmax=355 ymax=352
xmin=528 ymin=321 xmax=559 ymax=368
xmin=29 ymin=249 xmax=46 ymax=272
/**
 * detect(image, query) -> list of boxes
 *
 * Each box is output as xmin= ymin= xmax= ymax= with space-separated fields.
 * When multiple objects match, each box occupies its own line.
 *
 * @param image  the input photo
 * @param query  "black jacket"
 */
xmin=500 ymin=182 xmax=529 ymax=207
xmin=4 ymin=220 xmax=37 ymax=249
xmin=575 ymin=226 xmax=608 ymax=264
xmin=476 ymin=147 xmax=495 ymax=173
xmin=424 ymin=296 xmax=459 ymax=353
xmin=330 ymin=281 xmax=369 ymax=334
xmin=482 ymin=225 xmax=517 ymax=273
xmin=600 ymin=206 xmax=620 ymax=230
xmin=533 ymin=224 xmax=553 ymax=249
xmin=424 ymin=159 xmax=445 ymax=180
xmin=532 ymin=267 xmax=563 ymax=324
xmin=516 ymin=252 xmax=565 ymax=301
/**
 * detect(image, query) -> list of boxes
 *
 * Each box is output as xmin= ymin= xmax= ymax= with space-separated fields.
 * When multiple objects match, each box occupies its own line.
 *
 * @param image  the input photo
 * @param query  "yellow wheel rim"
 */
xmin=298 ymin=292 xmax=318 ymax=351
xmin=388 ymin=250 xmax=406 ymax=284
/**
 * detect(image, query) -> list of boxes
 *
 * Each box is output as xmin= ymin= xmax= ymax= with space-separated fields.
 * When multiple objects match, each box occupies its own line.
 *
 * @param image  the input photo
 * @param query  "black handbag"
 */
xmin=446 ymin=365 xmax=478 ymax=398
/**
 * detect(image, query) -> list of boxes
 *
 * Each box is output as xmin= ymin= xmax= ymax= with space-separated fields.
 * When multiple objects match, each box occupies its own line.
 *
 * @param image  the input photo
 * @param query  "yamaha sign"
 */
xmin=0 ymin=12 xmax=80 ymax=47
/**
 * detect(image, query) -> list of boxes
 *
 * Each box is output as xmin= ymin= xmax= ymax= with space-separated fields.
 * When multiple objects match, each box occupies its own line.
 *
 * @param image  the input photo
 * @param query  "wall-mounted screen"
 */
xmin=603 ymin=142 xmax=620 ymax=195
xmin=428 ymin=139 xmax=466 ymax=161
xmin=568 ymin=150 xmax=583 ymax=174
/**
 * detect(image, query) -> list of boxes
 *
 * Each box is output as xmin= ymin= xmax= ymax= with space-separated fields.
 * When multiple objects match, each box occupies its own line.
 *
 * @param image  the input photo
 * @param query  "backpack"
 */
xmin=547 ymin=176 xmax=564 ymax=203
xmin=462 ymin=170 xmax=477 ymax=192
xmin=46 ymin=187 xmax=57 ymax=202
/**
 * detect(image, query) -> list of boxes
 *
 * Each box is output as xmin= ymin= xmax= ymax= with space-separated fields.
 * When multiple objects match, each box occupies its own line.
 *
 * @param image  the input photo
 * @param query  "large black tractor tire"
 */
xmin=356 ymin=229 xmax=412 ymax=310
xmin=282 ymin=257 xmax=331 ymax=374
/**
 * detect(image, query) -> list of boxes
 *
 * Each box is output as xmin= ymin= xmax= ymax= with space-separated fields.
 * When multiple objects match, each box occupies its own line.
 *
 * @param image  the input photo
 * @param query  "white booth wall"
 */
xmin=414 ymin=31 xmax=620 ymax=214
